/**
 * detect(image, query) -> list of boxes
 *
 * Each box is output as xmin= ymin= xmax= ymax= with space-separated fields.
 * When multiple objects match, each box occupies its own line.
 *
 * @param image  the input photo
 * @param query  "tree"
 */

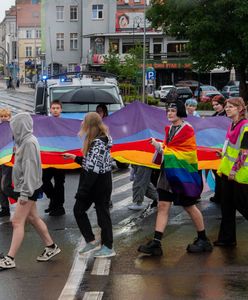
xmin=103 ymin=51 xmax=121 ymax=76
xmin=147 ymin=0 xmax=248 ymax=100
xmin=103 ymin=45 xmax=143 ymax=88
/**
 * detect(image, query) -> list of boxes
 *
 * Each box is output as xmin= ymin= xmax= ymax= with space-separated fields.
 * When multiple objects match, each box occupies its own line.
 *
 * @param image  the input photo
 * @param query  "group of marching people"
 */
xmin=0 ymin=95 xmax=248 ymax=271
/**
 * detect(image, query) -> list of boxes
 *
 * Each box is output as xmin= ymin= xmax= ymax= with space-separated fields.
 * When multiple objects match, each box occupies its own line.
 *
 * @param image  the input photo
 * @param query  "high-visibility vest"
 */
xmin=218 ymin=119 xmax=248 ymax=184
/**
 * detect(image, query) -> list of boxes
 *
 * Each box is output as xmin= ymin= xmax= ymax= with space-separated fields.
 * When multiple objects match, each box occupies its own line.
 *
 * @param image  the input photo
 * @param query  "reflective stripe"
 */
xmin=219 ymin=124 xmax=248 ymax=184
xmin=223 ymin=153 xmax=248 ymax=166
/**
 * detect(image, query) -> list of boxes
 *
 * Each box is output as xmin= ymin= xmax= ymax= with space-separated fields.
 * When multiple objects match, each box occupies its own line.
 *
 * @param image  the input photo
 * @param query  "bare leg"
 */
xmin=184 ymin=205 xmax=205 ymax=231
xmin=155 ymin=201 xmax=171 ymax=233
xmin=8 ymin=201 xmax=34 ymax=258
xmin=27 ymin=203 xmax=53 ymax=246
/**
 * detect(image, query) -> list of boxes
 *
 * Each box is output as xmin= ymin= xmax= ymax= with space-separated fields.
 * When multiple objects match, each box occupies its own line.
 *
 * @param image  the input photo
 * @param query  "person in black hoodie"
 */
xmin=210 ymin=95 xmax=227 ymax=203
xmin=63 ymin=112 xmax=115 ymax=258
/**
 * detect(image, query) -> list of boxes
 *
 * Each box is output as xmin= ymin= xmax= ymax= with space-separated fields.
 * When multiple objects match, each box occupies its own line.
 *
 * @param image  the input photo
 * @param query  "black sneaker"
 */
xmin=150 ymin=200 xmax=158 ymax=209
xmin=138 ymin=240 xmax=163 ymax=256
xmin=49 ymin=207 xmax=65 ymax=216
xmin=0 ymin=209 xmax=10 ymax=218
xmin=209 ymin=197 xmax=220 ymax=204
xmin=44 ymin=207 xmax=51 ymax=213
xmin=187 ymin=238 xmax=213 ymax=253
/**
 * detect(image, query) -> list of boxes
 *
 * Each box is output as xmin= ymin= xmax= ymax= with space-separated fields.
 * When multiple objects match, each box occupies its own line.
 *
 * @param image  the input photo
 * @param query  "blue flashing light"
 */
xmin=42 ymin=75 xmax=48 ymax=80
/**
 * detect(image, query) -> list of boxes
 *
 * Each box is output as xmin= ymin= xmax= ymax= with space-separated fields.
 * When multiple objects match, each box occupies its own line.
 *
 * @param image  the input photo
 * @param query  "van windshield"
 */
xmin=51 ymin=86 xmax=119 ymax=101
xmin=50 ymin=86 xmax=121 ymax=113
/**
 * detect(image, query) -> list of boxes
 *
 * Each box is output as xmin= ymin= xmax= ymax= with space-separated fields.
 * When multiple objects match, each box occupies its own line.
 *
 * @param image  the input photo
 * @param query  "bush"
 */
xmin=123 ymin=95 xmax=159 ymax=106
xmin=119 ymin=83 xmax=137 ymax=96
xmin=197 ymin=102 xmax=213 ymax=111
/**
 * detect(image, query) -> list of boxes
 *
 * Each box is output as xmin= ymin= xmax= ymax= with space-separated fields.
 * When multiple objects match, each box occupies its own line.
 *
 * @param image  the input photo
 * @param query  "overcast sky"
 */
xmin=0 ymin=0 xmax=16 ymax=23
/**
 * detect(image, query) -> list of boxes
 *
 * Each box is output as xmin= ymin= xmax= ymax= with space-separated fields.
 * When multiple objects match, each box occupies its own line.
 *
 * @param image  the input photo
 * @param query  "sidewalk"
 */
xmin=0 ymin=80 xmax=35 ymax=94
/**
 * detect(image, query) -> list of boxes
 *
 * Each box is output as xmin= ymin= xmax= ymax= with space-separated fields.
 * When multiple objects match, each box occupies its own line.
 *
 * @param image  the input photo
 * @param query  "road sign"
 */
xmin=146 ymin=70 xmax=156 ymax=80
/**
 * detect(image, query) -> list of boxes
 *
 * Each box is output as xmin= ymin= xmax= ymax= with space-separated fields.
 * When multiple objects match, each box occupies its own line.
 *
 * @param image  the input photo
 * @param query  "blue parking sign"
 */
xmin=146 ymin=70 xmax=156 ymax=80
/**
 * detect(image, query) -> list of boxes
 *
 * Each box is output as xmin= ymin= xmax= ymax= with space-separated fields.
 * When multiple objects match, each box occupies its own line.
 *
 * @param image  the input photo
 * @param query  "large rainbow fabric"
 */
xmin=0 ymin=101 xmax=231 ymax=170
xmin=105 ymin=101 xmax=231 ymax=170
xmin=163 ymin=123 xmax=202 ymax=198
xmin=0 ymin=115 xmax=83 ymax=169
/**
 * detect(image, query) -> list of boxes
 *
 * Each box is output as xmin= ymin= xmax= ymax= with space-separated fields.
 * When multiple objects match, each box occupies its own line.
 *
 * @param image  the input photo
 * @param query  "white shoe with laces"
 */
xmin=37 ymin=244 xmax=61 ymax=262
xmin=0 ymin=255 xmax=16 ymax=269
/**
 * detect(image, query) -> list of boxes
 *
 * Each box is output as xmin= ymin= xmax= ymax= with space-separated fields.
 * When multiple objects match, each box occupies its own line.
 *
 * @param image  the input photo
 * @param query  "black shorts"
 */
xmin=157 ymin=188 xmax=198 ymax=207
xmin=16 ymin=188 xmax=42 ymax=202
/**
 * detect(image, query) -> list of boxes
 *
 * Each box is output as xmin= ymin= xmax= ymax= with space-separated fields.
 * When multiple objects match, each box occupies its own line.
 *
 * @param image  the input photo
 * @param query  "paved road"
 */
xmin=2 ymin=167 xmax=248 ymax=300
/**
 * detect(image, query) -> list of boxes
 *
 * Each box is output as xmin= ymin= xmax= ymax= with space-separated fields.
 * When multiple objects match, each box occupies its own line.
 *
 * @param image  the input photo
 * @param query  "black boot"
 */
xmin=0 ymin=208 xmax=10 ymax=218
xmin=49 ymin=207 xmax=65 ymax=216
xmin=187 ymin=238 xmax=213 ymax=253
xmin=138 ymin=240 xmax=163 ymax=256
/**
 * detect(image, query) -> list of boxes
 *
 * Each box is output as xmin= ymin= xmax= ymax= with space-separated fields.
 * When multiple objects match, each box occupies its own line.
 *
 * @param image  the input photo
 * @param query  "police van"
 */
xmin=34 ymin=71 xmax=124 ymax=119
xmin=34 ymin=71 xmax=128 ymax=168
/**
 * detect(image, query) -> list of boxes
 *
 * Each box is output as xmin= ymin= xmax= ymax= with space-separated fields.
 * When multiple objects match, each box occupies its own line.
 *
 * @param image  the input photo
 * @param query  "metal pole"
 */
xmin=34 ymin=23 xmax=37 ymax=82
xmin=142 ymin=1 xmax=146 ymax=103
xmin=48 ymin=26 xmax=53 ymax=76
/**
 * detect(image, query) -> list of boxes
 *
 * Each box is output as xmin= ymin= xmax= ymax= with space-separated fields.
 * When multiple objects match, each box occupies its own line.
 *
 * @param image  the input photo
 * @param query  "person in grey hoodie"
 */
xmin=0 ymin=113 xmax=61 ymax=270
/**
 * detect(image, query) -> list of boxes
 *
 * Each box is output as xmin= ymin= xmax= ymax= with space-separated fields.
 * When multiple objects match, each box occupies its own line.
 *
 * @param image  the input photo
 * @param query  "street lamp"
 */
xmin=142 ymin=1 xmax=147 ymax=103
xmin=132 ymin=16 xmax=141 ymax=45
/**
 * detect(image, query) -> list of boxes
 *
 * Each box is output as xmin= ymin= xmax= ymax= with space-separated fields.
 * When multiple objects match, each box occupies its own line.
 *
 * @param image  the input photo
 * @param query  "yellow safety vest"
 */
xmin=218 ymin=122 xmax=248 ymax=184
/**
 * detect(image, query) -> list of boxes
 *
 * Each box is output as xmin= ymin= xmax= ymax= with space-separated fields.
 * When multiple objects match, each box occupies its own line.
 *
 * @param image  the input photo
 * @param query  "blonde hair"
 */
xmin=79 ymin=112 xmax=109 ymax=155
xmin=225 ymin=97 xmax=247 ymax=119
xmin=0 ymin=108 xmax=12 ymax=118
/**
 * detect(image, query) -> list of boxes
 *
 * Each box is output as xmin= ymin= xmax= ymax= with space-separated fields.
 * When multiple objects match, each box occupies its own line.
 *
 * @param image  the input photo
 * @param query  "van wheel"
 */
xmin=116 ymin=161 xmax=129 ymax=169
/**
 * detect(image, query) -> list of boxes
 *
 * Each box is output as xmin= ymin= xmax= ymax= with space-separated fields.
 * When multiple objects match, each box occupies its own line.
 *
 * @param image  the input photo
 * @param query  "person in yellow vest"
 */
xmin=214 ymin=97 xmax=248 ymax=247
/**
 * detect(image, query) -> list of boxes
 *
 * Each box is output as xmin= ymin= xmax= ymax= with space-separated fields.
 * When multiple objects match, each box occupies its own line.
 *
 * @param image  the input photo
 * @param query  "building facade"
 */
xmin=42 ymin=0 xmax=116 ymax=75
xmin=16 ymin=0 xmax=41 ymax=81
xmin=0 ymin=6 xmax=17 ymax=78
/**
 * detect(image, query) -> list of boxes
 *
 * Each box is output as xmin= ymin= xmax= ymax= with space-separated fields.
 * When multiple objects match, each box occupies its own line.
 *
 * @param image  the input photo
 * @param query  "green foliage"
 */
xmin=123 ymin=95 xmax=159 ymax=106
xmin=103 ymin=51 xmax=121 ymax=76
xmin=148 ymin=0 xmax=248 ymax=100
xmin=197 ymin=102 xmax=213 ymax=111
xmin=119 ymin=83 xmax=137 ymax=95
xmin=103 ymin=45 xmax=143 ymax=86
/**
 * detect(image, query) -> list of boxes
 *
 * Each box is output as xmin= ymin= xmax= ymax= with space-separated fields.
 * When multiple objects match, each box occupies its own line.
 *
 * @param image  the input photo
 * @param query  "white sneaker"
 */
xmin=128 ymin=203 xmax=145 ymax=211
xmin=0 ymin=255 xmax=16 ymax=269
xmin=37 ymin=244 xmax=61 ymax=262
xmin=79 ymin=241 xmax=100 ymax=255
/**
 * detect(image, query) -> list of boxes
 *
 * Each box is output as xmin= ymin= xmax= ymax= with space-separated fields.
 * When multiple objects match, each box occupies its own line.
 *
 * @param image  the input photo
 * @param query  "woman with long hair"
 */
xmin=64 ymin=112 xmax=115 ymax=258
xmin=214 ymin=97 xmax=248 ymax=247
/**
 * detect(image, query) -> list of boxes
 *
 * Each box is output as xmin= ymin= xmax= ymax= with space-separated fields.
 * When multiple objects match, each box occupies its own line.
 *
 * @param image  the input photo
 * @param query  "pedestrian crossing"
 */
xmin=0 ymin=90 xmax=34 ymax=115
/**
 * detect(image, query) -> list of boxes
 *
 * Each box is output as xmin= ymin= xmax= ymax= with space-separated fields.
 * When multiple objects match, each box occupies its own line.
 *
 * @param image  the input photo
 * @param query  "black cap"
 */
xmin=167 ymin=100 xmax=187 ymax=118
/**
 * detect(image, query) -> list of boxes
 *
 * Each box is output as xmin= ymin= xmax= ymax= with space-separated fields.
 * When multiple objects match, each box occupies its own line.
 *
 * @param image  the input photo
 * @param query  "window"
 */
xmin=56 ymin=33 xmax=64 ymax=50
xmin=25 ymin=46 xmax=32 ymax=57
xmin=109 ymin=39 xmax=119 ymax=53
xmin=68 ymin=63 xmax=77 ymax=72
xmin=92 ymin=4 xmax=103 ymax=19
xmin=134 ymin=0 xmax=141 ymax=2
xmin=70 ymin=33 xmax=78 ymax=50
xmin=26 ymin=30 xmax=32 ymax=38
xmin=35 ymin=29 xmax=41 ymax=39
xmin=56 ymin=6 xmax=64 ymax=21
xmin=36 ymin=47 xmax=41 ymax=56
xmin=70 ymin=6 xmax=78 ymax=20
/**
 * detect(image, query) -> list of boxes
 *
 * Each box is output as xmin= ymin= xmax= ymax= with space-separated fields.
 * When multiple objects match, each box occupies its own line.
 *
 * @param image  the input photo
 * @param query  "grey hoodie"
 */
xmin=10 ymin=113 xmax=42 ymax=200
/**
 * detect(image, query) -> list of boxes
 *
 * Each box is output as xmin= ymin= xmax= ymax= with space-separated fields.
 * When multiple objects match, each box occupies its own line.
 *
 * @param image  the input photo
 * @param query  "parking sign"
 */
xmin=146 ymin=70 xmax=156 ymax=80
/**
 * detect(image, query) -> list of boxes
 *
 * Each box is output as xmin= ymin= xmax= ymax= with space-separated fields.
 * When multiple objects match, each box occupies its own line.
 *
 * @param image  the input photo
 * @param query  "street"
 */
xmin=0 ymin=169 xmax=248 ymax=300
xmin=1 ymin=88 xmax=248 ymax=300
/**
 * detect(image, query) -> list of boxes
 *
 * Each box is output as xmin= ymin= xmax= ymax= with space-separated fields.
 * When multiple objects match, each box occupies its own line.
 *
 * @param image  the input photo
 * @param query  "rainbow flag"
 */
xmin=163 ymin=122 xmax=202 ymax=198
